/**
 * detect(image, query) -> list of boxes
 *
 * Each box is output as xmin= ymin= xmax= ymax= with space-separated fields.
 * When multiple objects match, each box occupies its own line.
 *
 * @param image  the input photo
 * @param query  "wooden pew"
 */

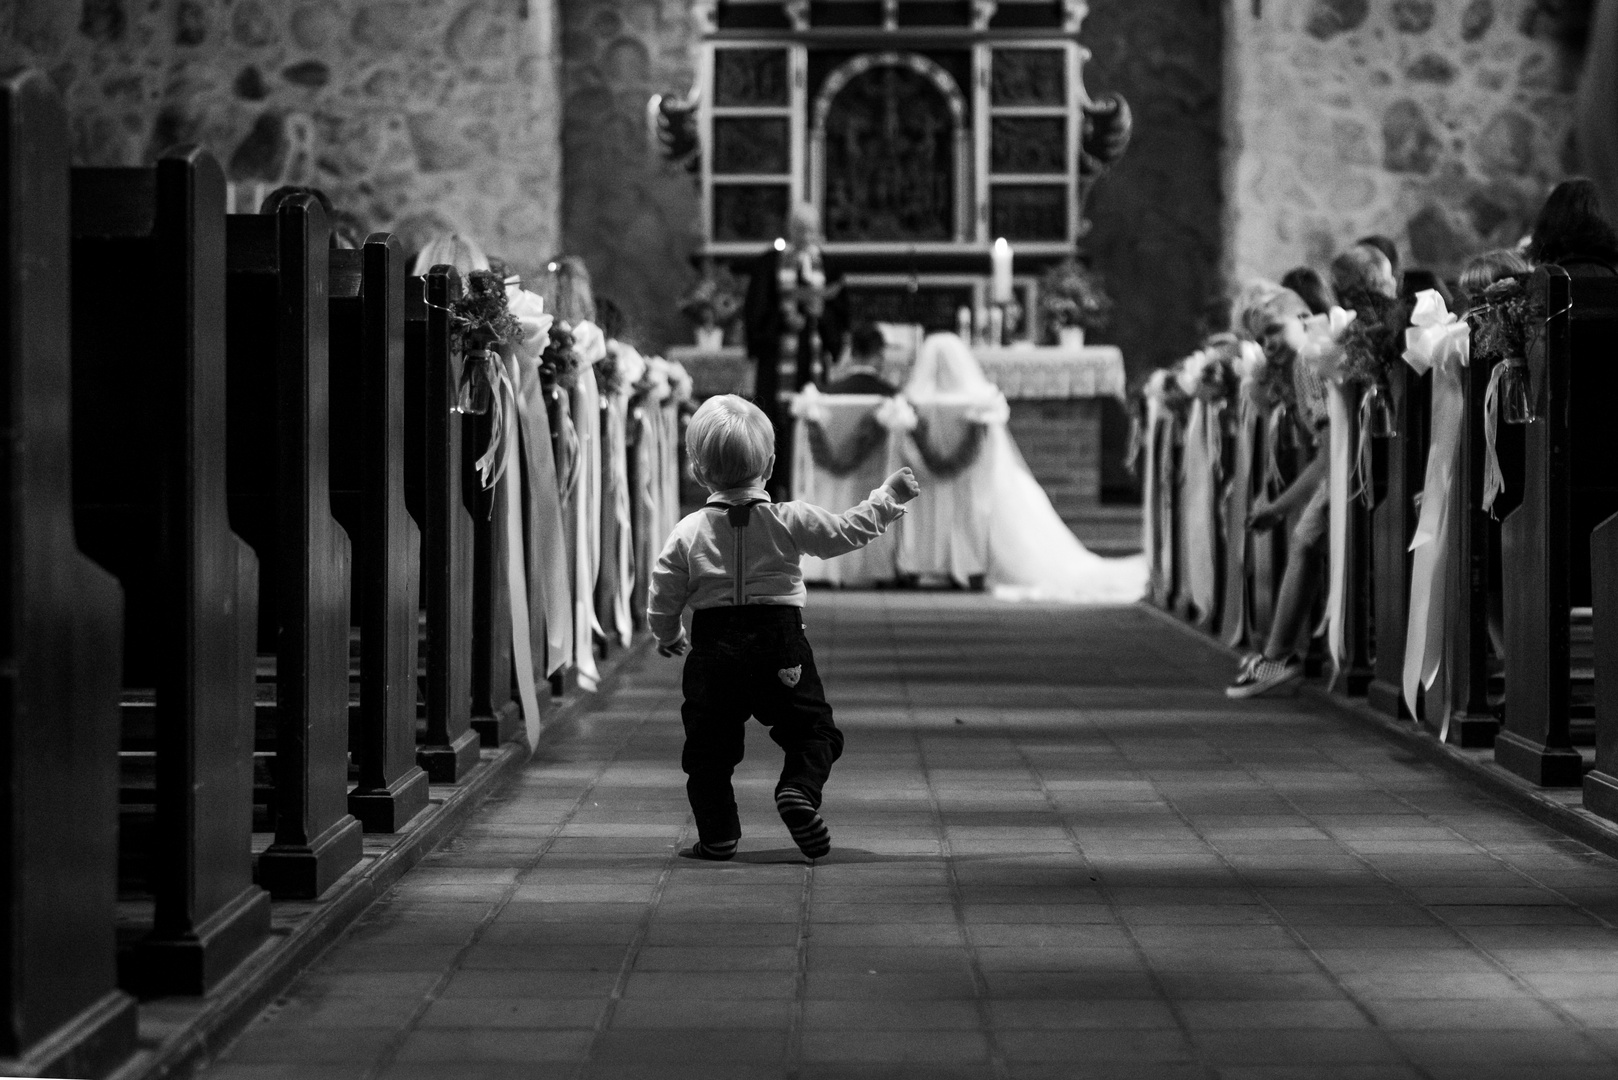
xmin=466 ymin=403 xmax=521 ymax=744
xmin=404 ymin=267 xmax=479 ymax=781
xmin=226 ymin=193 xmax=362 ymax=897
xmin=0 ymin=65 xmax=138 ymax=1078
xmin=1150 ymin=412 xmax=1178 ymax=610
xmin=1219 ymin=399 xmax=1259 ymax=647
xmin=1249 ymin=405 xmax=1295 ymax=648
xmin=1585 ymin=514 xmax=1618 ymax=816
xmin=1497 ymin=266 xmax=1618 ymax=786
xmin=1337 ymin=401 xmax=1375 ymax=695
xmin=1422 ymin=330 xmax=1500 ymax=746
xmin=69 ymin=146 xmax=269 ymax=992
xmin=328 ymin=234 xmax=429 ymax=830
xmin=1368 ymin=363 xmax=1431 ymax=717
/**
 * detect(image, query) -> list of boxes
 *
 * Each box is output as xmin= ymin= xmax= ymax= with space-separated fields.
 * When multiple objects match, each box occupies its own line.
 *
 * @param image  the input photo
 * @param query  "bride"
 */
xmin=904 ymin=332 xmax=1146 ymax=604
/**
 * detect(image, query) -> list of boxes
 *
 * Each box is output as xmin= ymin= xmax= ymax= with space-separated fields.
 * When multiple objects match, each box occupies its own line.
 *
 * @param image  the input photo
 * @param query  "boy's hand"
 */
xmin=657 ymin=633 xmax=689 ymax=658
xmin=883 ymin=467 xmax=921 ymax=505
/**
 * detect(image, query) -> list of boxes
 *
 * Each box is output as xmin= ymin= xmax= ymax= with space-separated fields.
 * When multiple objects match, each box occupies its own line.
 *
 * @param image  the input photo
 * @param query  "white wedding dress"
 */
xmin=906 ymin=334 xmax=1147 ymax=604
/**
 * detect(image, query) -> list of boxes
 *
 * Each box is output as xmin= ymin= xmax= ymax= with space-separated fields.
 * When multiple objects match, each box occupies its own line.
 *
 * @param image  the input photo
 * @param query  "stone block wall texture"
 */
xmin=560 ymin=0 xmax=701 ymax=355
xmin=1226 ymin=0 xmax=1583 ymax=285
xmin=0 ymin=0 xmax=563 ymax=270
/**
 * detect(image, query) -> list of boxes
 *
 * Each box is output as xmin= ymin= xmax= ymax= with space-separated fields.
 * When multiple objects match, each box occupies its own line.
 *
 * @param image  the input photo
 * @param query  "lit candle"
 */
xmin=990 ymin=237 xmax=1014 ymax=304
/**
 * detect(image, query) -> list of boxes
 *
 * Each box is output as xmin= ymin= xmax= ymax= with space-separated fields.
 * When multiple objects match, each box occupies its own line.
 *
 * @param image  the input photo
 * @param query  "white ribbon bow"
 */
xmin=570 ymin=319 xmax=608 ymax=366
xmin=1402 ymin=289 xmax=1469 ymax=379
xmin=1298 ymin=306 xmax=1358 ymax=384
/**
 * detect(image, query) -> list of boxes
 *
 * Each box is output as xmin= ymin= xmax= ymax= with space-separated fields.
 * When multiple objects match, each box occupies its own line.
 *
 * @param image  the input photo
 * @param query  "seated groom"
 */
xmin=824 ymin=324 xmax=900 ymax=396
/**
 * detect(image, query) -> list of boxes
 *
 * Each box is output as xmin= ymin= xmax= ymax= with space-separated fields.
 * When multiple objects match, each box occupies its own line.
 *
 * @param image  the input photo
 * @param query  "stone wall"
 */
xmin=559 ymin=0 xmax=702 ymax=353
xmin=1 ymin=0 xmax=563 ymax=269
xmin=1225 ymin=0 xmax=1583 ymax=284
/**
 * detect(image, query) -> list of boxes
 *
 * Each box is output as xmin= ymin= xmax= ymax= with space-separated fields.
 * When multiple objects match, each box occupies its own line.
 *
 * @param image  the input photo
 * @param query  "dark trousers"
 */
xmin=681 ymin=605 xmax=843 ymax=845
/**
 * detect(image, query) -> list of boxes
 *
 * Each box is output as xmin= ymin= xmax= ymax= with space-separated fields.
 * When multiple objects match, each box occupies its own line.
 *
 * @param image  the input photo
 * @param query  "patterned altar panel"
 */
xmin=713 ymin=185 xmax=790 ymax=241
xmin=713 ymin=49 xmax=790 ymax=107
xmin=990 ymin=48 xmax=1066 ymax=106
xmin=848 ymin=285 xmax=974 ymax=333
xmin=989 ymin=185 xmax=1068 ymax=240
xmin=713 ymin=118 xmax=791 ymax=175
xmin=990 ymin=117 xmax=1068 ymax=174
xmin=823 ymin=66 xmax=956 ymax=242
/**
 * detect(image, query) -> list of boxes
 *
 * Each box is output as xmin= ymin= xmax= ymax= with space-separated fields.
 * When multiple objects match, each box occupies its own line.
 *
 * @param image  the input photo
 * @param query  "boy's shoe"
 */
xmin=1225 ymin=656 xmax=1302 ymax=699
xmin=1228 ymin=652 xmax=1263 ymax=688
xmin=776 ymin=786 xmax=831 ymax=859
xmin=681 ymin=838 xmax=737 ymax=861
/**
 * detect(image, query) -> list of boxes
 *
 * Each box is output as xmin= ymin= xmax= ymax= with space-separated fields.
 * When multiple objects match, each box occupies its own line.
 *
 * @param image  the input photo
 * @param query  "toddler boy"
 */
xmin=649 ymin=394 xmax=920 ymax=860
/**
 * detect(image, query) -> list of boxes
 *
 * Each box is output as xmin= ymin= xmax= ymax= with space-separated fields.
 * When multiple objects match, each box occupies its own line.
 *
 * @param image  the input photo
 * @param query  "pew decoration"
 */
xmin=1175 ymin=344 xmax=1237 ymax=625
xmin=1472 ymin=274 xmax=1542 ymax=513
xmin=908 ymin=409 xmax=1001 ymax=480
xmin=1146 ymin=262 xmax=1618 ymax=825
xmin=541 ymin=319 xmax=583 ymax=387
xmin=1401 ymin=289 xmax=1472 ymax=722
xmin=445 ymin=268 xmax=524 ymax=419
xmin=792 ymin=384 xmax=917 ymax=477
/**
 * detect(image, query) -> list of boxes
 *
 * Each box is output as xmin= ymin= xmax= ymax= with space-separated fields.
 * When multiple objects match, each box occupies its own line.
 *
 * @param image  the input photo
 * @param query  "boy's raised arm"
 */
xmin=785 ymin=472 xmax=915 ymax=560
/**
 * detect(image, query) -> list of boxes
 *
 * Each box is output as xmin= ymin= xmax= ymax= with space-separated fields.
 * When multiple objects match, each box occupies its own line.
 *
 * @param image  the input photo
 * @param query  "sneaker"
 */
xmin=1227 ymin=653 xmax=1263 ymax=688
xmin=1225 ymin=656 xmax=1302 ymax=699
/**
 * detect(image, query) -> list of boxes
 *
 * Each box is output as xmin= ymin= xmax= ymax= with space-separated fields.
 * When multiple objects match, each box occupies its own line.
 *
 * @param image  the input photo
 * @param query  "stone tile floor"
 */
xmin=200 ymin=594 xmax=1618 ymax=1080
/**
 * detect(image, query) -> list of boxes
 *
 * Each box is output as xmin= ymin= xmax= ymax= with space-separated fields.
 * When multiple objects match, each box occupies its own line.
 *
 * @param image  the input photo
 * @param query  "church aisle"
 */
xmin=200 ymin=594 xmax=1618 ymax=1080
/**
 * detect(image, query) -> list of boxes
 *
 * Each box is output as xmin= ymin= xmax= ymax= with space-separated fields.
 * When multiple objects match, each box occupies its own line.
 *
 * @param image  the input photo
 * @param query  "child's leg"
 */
xmin=680 ymin=650 xmax=751 ymax=856
xmin=756 ymin=648 xmax=843 ymax=858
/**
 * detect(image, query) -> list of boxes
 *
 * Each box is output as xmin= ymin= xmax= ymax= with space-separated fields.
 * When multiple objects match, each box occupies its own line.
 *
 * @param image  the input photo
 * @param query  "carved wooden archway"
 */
xmin=810 ymin=51 xmax=972 ymax=243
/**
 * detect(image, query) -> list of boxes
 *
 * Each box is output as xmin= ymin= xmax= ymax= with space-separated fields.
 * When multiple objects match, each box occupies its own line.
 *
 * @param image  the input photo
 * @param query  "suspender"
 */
xmin=709 ymin=499 xmax=766 ymax=607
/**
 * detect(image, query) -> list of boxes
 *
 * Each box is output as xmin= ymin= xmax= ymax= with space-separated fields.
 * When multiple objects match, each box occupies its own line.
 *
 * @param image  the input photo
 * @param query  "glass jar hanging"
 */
xmin=1363 ymin=381 xmax=1397 ymax=439
xmin=1499 ymin=357 xmax=1538 ymax=425
xmin=455 ymin=343 xmax=496 ymax=416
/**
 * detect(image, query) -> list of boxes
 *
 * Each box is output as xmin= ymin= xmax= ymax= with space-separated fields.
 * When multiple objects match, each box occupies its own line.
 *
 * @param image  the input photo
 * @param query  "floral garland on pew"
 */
xmin=807 ymin=413 xmax=890 ymax=476
xmin=909 ymin=415 xmax=986 ymax=480
xmin=1467 ymin=273 xmax=1542 ymax=512
xmin=443 ymin=269 xmax=527 ymax=489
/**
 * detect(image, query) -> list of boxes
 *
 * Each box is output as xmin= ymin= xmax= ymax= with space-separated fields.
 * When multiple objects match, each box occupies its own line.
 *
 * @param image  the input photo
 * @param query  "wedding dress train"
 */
xmin=906 ymin=334 xmax=1146 ymax=604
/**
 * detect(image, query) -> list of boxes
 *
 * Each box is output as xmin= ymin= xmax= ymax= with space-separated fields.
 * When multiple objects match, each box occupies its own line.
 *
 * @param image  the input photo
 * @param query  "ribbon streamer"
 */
xmin=1181 ymin=397 xmax=1220 ymax=622
xmin=1325 ymin=381 xmax=1355 ymax=680
xmin=1482 ymin=360 xmax=1508 ymax=515
xmin=1141 ymin=398 xmax=1161 ymax=586
xmin=1399 ymin=289 xmax=1471 ymax=721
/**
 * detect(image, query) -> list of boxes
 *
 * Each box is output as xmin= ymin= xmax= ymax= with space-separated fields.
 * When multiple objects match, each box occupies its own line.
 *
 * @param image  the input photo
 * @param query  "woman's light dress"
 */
xmin=905 ymin=334 xmax=1147 ymax=604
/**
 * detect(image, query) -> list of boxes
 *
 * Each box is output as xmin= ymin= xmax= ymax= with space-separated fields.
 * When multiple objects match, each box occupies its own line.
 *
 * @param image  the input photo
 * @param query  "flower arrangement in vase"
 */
xmin=1469 ymin=273 xmax=1539 ymax=424
xmin=445 ymin=268 xmax=525 ymax=415
xmin=1038 ymin=259 xmax=1114 ymax=348
xmin=678 ymin=263 xmax=745 ymax=350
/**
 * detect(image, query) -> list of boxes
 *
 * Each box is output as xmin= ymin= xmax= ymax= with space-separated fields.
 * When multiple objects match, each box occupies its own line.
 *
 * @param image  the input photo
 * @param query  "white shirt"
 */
xmin=647 ymin=484 xmax=905 ymax=645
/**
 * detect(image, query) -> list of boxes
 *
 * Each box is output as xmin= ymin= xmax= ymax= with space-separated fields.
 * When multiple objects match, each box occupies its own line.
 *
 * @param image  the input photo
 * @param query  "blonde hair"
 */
xmin=686 ymin=395 xmax=774 ymax=489
xmin=1331 ymin=244 xmax=1396 ymax=300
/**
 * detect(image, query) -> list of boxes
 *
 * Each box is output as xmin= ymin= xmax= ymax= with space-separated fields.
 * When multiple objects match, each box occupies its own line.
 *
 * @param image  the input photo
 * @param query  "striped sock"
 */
xmin=683 ymin=838 xmax=737 ymax=861
xmin=776 ymin=786 xmax=830 ymax=859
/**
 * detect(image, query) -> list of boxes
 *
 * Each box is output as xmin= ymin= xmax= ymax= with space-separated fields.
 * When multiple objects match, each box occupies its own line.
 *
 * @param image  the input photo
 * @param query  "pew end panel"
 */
xmin=0 ymin=65 xmax=139 ymax=1076
xmin=1367 ymin=363 xmax=1431 ymax=720
xmin=227 ymin=196 xmax=362 ymax=898
xmin=329 ymin=235 xmax=430 ymax=833
xmin=1583 ymin=512 xmax=1618 ymax=818
xmin=1496 ymin=266 xmax=1616 ymax=786
xmin=70 ymin=147 xmax=272 ymax=992
xmin=415 ymin=266 xmax=480 ymax=782
xmin=1426 ymin=333 xmax=1501 ymax=747
xmin=466 ymin=417 xmax=522 ymax=748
